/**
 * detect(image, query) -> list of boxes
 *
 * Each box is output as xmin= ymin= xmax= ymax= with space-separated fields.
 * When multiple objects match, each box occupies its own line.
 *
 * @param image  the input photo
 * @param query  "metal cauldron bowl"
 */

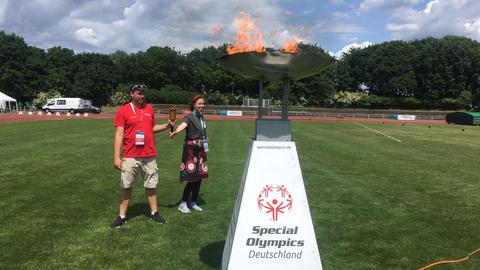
xmin=218 ymin=50 xmax=334 ymax=81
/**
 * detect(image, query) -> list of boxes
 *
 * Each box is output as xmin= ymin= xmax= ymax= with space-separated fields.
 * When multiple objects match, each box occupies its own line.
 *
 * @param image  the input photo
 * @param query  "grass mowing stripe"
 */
xmin=354 ymin=122 xmax=402 ymax=142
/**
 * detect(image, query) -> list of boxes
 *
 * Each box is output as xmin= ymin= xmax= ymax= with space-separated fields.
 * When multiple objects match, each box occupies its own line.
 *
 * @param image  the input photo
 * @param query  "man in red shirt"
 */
xmin=110 ymin=84 xmax=174 ymax=228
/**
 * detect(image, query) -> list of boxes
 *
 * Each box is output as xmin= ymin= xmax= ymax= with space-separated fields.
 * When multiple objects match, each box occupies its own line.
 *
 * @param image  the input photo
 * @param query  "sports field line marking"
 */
xmin=354 ymin=122 xmax=402 ymax=143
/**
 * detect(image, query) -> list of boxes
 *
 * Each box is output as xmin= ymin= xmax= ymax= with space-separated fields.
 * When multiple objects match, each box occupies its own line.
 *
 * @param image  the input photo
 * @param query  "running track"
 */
xmin=0 ymin=113 xmax=446 ymax=125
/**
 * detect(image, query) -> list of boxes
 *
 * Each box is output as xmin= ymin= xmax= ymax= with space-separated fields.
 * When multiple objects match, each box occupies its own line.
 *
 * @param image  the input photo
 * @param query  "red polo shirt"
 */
xmin=114 ymin=103 xmax=157 ymax=158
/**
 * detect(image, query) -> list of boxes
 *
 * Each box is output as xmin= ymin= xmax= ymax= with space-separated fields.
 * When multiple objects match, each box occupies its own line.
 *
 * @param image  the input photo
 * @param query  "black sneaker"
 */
xmin=110 ymin=216 xmax=126 ymax=228
xmin=150 ymin=212 xmax=167 ymax=224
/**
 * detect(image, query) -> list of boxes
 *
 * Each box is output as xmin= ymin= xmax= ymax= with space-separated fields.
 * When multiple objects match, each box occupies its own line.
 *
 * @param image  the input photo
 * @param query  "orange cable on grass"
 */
xmin=418 ymin=247 xmax=480 ymax=270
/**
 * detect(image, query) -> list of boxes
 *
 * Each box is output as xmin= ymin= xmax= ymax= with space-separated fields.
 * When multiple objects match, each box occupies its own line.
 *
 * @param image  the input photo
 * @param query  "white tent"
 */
xmin=0 ymin=91 xmax=17 ymax=112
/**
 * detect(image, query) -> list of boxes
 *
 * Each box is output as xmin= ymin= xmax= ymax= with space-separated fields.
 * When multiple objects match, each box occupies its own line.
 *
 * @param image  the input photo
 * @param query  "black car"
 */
xmin=82 ymin=105 xmax=101 ymax=114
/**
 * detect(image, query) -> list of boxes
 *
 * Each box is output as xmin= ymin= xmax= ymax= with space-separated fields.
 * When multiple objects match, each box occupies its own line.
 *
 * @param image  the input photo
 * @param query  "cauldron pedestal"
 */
xmin=219 ymin=51 xmax=333 ymax=270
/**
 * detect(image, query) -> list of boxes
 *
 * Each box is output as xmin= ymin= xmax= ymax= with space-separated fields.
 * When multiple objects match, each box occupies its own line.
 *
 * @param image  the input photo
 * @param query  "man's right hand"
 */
xmin=114 ymin=157 xmax=122 ymax=170
xmin=114 ymin=126 xmax=124 ymax=170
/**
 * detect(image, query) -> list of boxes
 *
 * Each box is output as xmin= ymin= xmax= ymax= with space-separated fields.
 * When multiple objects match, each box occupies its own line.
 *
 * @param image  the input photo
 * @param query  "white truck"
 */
xmin=42 ymin=98 xmax=100 ymax=114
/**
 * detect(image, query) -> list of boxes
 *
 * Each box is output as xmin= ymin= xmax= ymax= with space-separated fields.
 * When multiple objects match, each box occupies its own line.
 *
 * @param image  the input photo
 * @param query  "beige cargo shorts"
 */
xmin=121 ymin=157 xmax=159 ymax=189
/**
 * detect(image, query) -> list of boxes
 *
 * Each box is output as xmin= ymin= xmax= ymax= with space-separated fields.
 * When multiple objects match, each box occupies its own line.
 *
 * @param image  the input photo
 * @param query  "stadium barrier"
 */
xmin=151 ymin=104 xmax=449 ymax=120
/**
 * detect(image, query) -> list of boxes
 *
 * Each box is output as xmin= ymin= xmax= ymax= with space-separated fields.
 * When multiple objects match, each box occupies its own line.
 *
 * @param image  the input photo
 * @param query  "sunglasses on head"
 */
xmin=131 ymin=84 xmax=147 ymax=92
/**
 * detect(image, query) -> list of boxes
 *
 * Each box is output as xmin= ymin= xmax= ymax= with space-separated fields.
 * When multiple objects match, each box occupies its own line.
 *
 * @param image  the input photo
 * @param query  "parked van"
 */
xmin=42 ymin=98 xmax=96 ymax=113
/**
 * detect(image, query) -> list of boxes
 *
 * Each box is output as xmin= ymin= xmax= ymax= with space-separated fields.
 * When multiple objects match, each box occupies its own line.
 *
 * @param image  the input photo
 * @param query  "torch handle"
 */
xmin=168 ymin=106 xmax=177 ymax=133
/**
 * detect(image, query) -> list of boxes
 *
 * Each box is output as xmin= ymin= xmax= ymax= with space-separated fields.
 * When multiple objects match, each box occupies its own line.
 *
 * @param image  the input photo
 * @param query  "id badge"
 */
xmin=203 ymin=139 xmax=209 ymax=152
xmin=135 ymin=131 xmax=145 ymax=146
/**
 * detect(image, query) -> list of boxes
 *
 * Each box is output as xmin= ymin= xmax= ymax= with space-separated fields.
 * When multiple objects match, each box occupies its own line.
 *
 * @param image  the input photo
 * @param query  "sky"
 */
xmin=1 ymin=0 xmax=480 ymax=58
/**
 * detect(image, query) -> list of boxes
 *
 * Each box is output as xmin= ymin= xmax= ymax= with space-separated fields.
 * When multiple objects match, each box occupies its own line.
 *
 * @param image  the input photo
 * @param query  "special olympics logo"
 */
xmin=257 ymin=185 xmax=293 ymax=221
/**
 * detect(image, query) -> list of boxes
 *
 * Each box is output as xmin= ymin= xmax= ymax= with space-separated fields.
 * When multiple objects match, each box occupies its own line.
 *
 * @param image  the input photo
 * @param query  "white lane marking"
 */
xmin=355 ymin=123 xmax=402 ymax=143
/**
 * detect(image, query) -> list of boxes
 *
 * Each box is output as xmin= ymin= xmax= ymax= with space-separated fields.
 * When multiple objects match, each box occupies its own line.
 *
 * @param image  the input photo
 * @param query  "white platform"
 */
xmin=221 ymin=140 xmax=322 ymax=270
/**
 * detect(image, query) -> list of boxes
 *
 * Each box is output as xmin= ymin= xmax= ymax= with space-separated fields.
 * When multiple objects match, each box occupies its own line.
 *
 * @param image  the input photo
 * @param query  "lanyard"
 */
xmin=130 ymin=102 xmax=144 ymax=128
xmin=192 ymin=112 xmax=206 ymax=139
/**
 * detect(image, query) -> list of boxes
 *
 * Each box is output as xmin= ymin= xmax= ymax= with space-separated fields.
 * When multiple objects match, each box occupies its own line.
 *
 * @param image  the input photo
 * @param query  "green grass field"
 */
xmin=0 ymin=119 xmax=479 ymax=269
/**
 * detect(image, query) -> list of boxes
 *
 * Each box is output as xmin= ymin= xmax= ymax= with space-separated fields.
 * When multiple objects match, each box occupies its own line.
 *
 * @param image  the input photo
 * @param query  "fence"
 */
xmin=242 ymin=98 xmax=272 ymax=108
xmin=152 ymin=105 xmax=447 ymax=120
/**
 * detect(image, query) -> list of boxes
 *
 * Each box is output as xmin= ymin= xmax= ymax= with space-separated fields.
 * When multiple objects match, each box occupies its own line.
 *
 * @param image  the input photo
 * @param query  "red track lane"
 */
xmin=0 ymin=113 xmax=446 ymax=125
xmin=0 ymin=113 xmax=111 ymax=123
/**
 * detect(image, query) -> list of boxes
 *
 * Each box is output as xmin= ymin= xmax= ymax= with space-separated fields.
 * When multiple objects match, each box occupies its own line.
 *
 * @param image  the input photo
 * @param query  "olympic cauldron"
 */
xmin=219 ymin=50 xmax=333 ymax=141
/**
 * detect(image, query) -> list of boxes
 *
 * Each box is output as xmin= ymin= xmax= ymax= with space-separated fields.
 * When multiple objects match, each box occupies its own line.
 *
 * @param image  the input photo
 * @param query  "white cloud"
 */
xmin=423 ymin=0 xmax=439 ymax=14
xmin=0 ymin=0 xmax=9 ymax=25
xmin=0 ymin=0 xmax=296 ymax=53
xmin=329 ymin=41 xmax=373 ymax=59
xmin=359 ymin=0 xmax=421 ymax=12
xmin=75 ymin=28 xmax=103 ymax=46
xmin=464 ymin=20 xmax=480 ymax=34
xmin=312 ymin=19 xmax=365 ymax=34
xmin=386 ymin=23 xmax=419 ymax=32
xmin=67 ymin=0 xmax=290 ymax=53
xmin=3 ymin=0 xmax=480 ymax=55
xmin=123 ymin=1 xmax=146 ymax=20
xmin=386 ymin=0 xmax=480 ymax=41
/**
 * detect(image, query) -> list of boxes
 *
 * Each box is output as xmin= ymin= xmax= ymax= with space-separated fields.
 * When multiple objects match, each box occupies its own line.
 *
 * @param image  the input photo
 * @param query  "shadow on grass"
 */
xmin=199 ymin=240 xmax=225 ymax=268
xmin=126 ymin=203 xmax=150 ymax=220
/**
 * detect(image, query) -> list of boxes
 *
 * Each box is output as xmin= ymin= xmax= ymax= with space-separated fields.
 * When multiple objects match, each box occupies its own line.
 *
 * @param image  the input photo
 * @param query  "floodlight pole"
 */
xmin=258 ymin=80 xmax=264 ymax=119
xmin=282 ymin=79 xmax=290 ymax=121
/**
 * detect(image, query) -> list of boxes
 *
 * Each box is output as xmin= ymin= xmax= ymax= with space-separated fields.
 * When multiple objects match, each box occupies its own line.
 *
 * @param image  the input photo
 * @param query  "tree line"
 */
xmin=1 ymin=31 xmax=480 ymax=110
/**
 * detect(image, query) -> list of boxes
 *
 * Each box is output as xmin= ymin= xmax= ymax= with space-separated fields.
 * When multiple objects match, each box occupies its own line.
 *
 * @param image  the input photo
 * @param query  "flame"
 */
xmin=282 ymin=36 xmax=301 ymax=53
xmin=226 ymin=12 xmax=266 ymax=55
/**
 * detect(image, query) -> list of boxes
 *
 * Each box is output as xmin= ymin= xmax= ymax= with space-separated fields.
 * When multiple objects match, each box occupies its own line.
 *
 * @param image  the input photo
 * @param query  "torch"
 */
xmin=168 ymin=106 xmax=176 ymax=132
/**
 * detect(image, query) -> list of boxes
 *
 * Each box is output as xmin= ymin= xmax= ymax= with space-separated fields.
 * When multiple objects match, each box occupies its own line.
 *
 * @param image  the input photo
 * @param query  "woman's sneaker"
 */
xmin=191 ymin=203 xmax=203 ymax=212
xmin=178 ymin=202 xmax=191 ymax=213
